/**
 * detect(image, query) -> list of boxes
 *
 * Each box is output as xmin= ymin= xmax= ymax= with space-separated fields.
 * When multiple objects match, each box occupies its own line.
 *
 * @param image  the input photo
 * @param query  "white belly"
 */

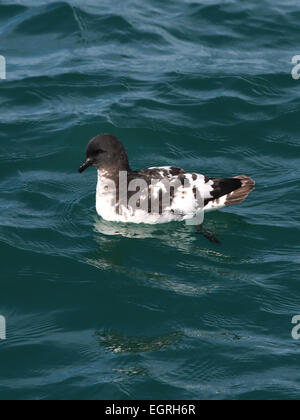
xmin=95 ymin=169 xmax=223 ymax=225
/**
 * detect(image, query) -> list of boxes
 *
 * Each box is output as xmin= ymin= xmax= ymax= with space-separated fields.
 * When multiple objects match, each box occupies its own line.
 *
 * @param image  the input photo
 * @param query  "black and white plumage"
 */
xmin=79 ymin=134 xmax=255 ymax=225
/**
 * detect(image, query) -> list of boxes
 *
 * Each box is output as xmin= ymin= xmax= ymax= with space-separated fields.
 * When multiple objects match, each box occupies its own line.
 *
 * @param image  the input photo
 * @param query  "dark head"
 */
xmin=78 ymin=134 xmax=131 ymax=174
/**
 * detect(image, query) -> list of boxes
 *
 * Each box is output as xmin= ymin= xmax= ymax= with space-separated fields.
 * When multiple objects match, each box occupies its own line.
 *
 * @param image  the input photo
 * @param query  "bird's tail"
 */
xmin=225 ymin=175 xmax=255 ymax=206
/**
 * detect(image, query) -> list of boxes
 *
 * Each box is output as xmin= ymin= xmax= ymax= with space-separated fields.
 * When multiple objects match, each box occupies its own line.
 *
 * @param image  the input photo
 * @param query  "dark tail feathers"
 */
xmin=225 ymin=175 xmax=255 ymax=206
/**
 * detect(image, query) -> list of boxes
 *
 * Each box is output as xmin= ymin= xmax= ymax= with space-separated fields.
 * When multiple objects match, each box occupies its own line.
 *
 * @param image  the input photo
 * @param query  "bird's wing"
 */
xmin=126 ymin=167 xmax=215 ymax=217
xmin=121 ymin=168 xmax=254 ymax=217
xmin=204 ymin=175 xmax=255 ymax=211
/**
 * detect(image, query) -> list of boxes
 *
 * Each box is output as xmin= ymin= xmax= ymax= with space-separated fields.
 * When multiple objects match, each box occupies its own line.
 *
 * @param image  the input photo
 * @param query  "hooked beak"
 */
xmin=78 ymin=158 xmax=94 ymax=174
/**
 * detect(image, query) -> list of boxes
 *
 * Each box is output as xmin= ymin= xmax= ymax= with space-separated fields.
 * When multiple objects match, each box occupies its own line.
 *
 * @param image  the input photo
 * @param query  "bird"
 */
xmin=79 ymin=134 xmax=255 ymax=243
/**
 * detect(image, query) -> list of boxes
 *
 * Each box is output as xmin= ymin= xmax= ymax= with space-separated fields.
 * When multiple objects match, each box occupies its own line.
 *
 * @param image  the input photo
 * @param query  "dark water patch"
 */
xmin=0 ymin=4 xmax=27 ymax=23
xmin=15 ymin=2 xmax=81 ymax=36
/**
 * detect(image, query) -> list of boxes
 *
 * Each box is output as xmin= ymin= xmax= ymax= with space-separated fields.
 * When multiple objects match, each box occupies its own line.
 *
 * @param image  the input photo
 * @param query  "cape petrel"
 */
xmin=79 ymin=134 xmax=255 ymax=243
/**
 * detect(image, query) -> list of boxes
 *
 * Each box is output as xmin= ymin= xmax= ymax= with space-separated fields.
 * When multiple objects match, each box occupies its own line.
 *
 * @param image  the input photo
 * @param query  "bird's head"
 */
xmin=78 ymin=134 xmax=130 ymax=174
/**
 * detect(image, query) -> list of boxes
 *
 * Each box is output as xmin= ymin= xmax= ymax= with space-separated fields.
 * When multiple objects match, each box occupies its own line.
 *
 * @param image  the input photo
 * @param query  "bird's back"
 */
xmin=96 ymin=166 xmax=255 ymax=224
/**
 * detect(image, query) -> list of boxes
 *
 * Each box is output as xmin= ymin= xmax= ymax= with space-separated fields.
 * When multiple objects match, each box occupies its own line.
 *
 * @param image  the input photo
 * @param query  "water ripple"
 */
xmin=1 ymin=0 xmax=300 ymax=400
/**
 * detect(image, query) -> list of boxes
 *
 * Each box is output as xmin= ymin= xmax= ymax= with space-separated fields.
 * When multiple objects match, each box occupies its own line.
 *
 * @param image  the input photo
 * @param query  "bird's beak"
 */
xmin=78 ymin=158 xmax=93 ymax=174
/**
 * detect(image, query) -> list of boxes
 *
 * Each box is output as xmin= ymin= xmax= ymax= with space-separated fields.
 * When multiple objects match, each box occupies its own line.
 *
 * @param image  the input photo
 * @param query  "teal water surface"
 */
xmin=0 ymin=0 xmax=300 ymax=400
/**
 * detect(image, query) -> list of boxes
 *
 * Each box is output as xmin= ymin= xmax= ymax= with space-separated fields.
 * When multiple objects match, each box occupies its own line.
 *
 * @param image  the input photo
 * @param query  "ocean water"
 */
xmin=0 ymin=0 xmax=300 ymax=401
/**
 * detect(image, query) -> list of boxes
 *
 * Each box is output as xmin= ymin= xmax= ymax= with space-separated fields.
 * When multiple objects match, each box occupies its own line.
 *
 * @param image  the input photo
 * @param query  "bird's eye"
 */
xmin=95 ymin=149 xmax=104 ymax=154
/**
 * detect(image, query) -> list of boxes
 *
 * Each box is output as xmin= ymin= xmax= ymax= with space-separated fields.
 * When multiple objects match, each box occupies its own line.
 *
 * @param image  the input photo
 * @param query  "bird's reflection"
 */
xmin=85 ymin=214 xmax=249 ymax=288
xmin=91 ymin=214 xmax=245 ymax=256
xmin=95 ymin=330 xmax=184 ymax=354
xmin=94 ymin=217 xmax=192 ymax=240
